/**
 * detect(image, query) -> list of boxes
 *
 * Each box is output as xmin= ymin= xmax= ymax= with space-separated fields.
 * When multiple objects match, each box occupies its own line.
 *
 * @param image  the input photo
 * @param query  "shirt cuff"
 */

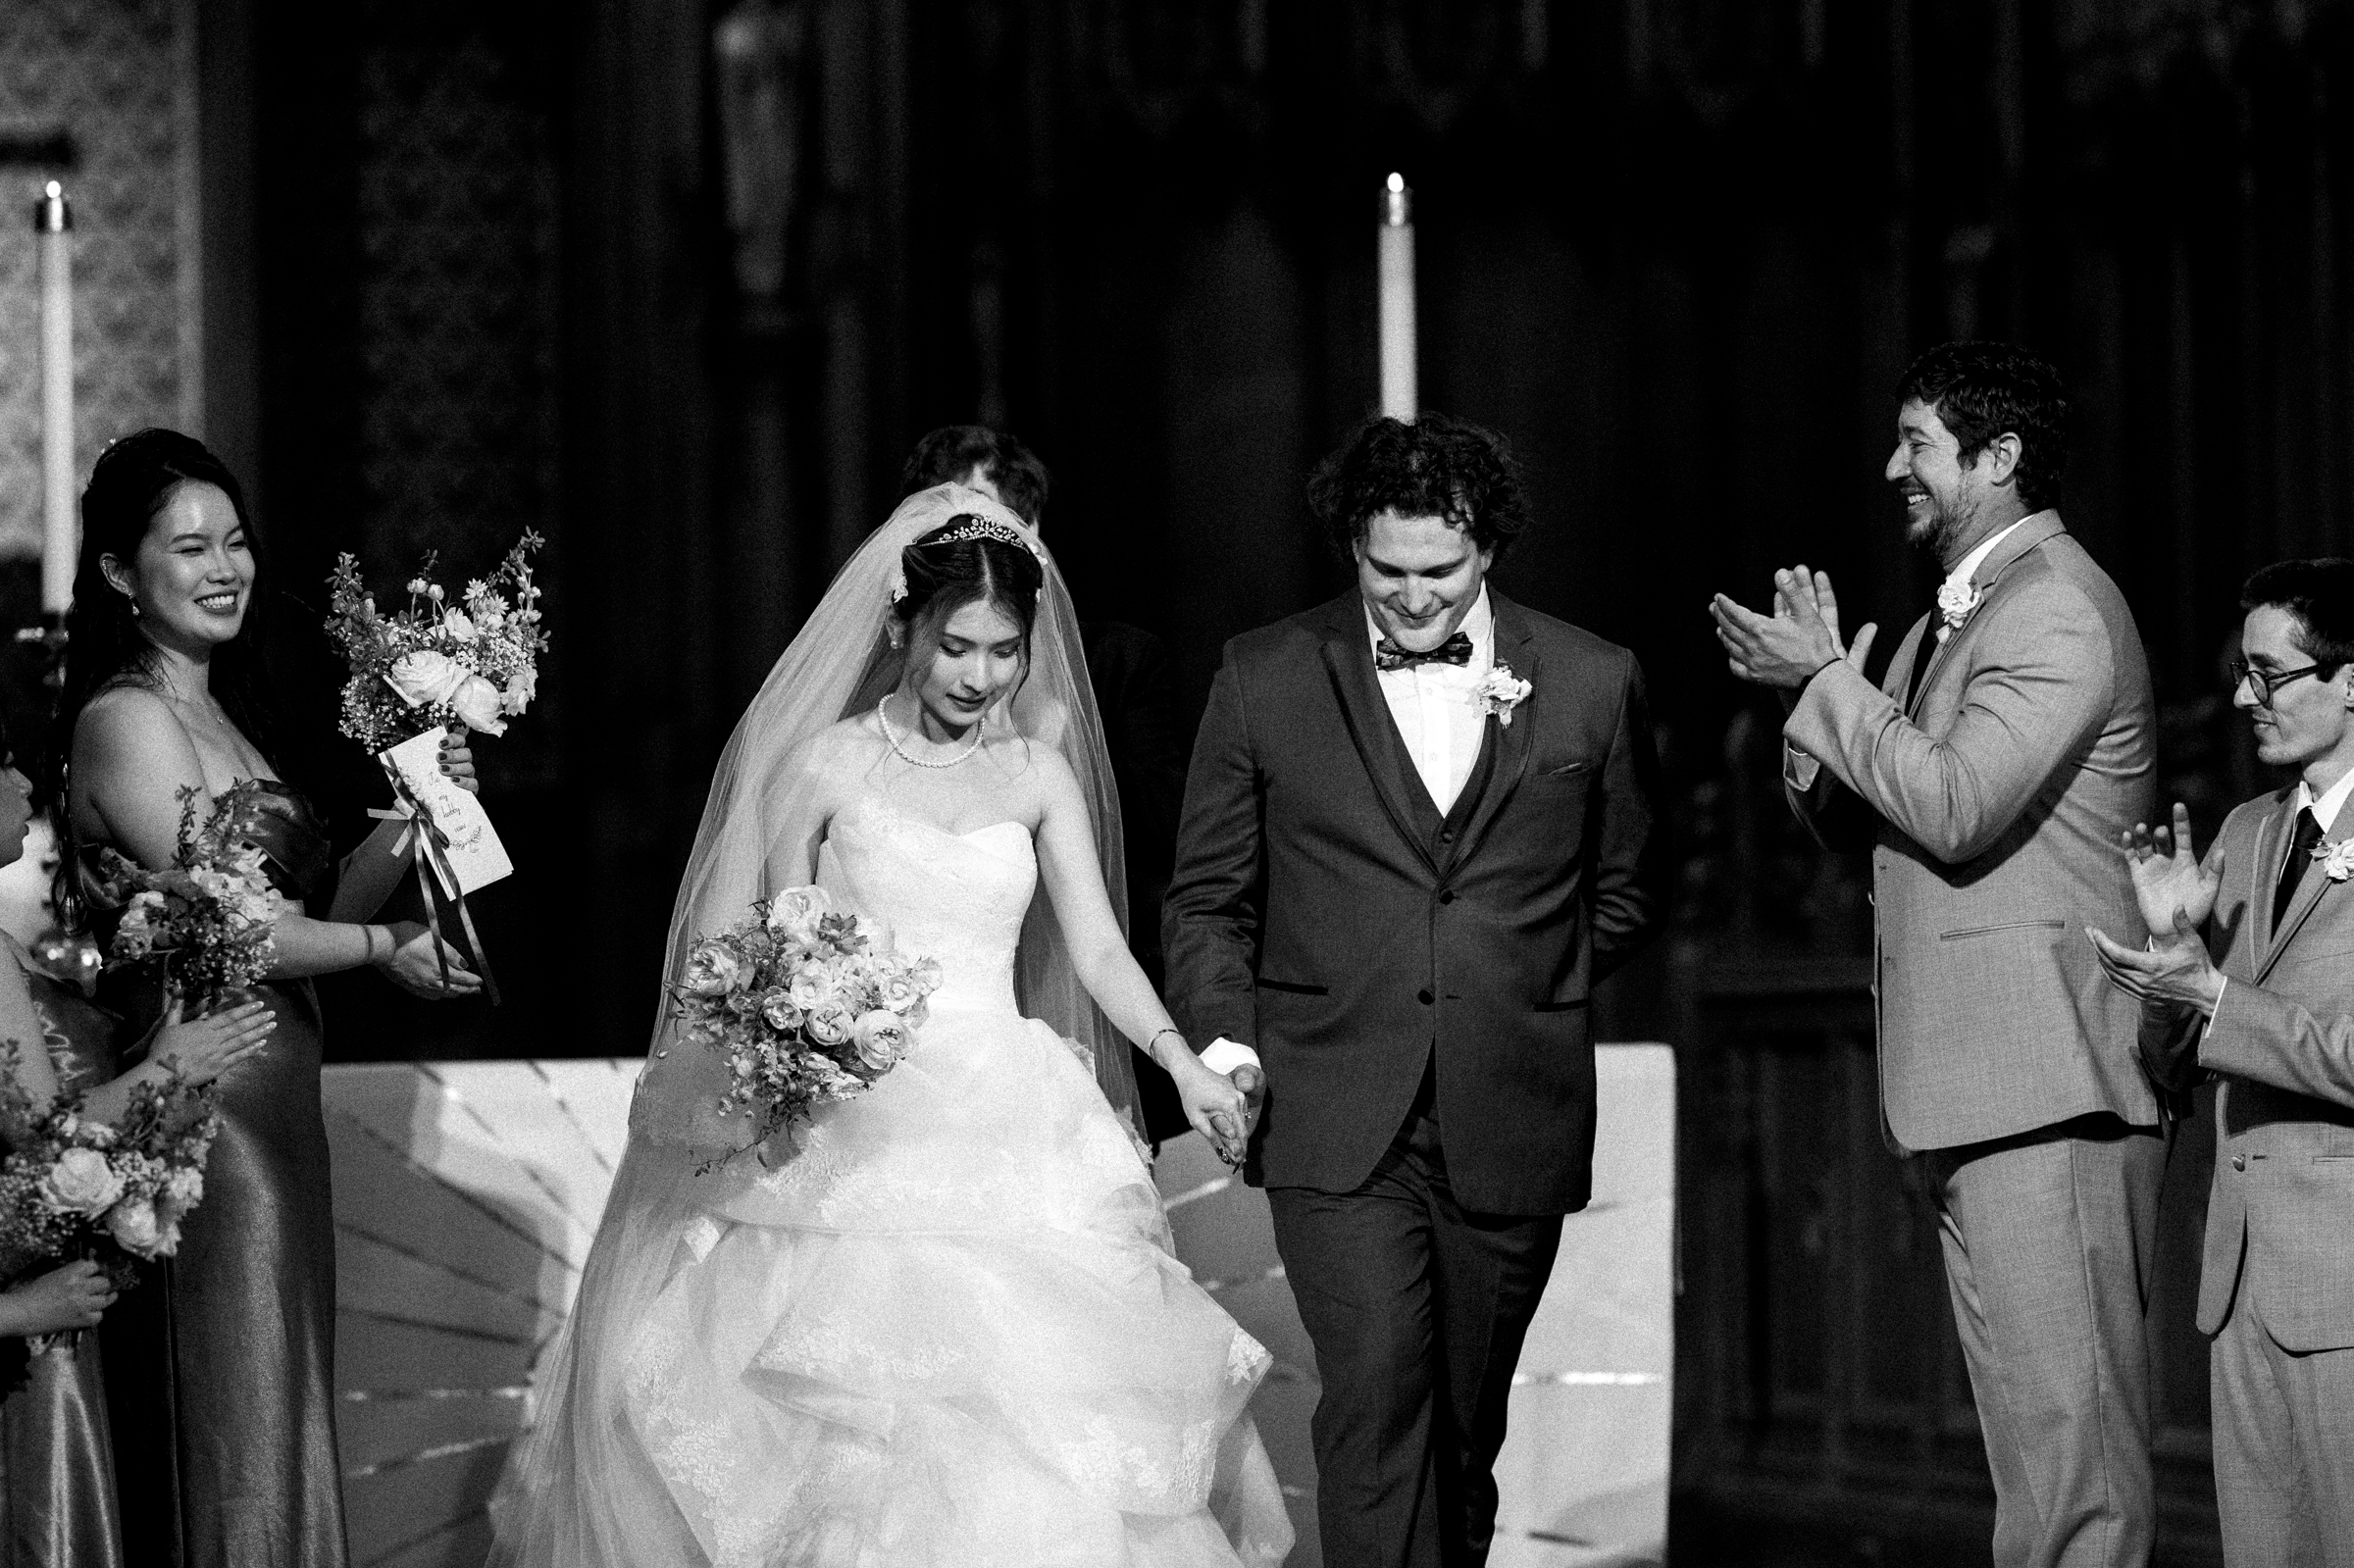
xmin=2203 ymin=978 xmax=2228 ymax=1035
xmin=1200 ymin=1037 xmax=1262 ymax=1076
xmin=1783 ymin=741 xmax=1821 ymax=792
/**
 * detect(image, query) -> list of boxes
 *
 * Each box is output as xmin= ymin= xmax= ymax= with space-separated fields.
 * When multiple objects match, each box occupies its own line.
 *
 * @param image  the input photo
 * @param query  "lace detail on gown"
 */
xmin=592 ymin=796 xmax=1291 ymax=1567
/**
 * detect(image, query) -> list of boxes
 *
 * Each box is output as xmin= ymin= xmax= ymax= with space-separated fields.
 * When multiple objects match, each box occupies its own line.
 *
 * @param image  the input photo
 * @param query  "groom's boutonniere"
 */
xmin=2314 ymin=837 xmax=2354 ymax=883
xmin=1476 ymin=663 xmax=1533 ymax=728
xmin=1934 ymin=578 xmax=1983 ymax=641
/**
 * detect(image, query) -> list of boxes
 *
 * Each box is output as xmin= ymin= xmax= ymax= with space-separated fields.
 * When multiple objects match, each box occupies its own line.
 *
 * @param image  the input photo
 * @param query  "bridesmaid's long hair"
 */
xmin=42 ymin=430 xmax=281 ymax=811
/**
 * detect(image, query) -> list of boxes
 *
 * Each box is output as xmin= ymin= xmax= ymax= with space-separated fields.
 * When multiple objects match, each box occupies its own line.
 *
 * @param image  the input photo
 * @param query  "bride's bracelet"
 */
xmin=1148 ymin=1027 xmax=1186 ymax=1067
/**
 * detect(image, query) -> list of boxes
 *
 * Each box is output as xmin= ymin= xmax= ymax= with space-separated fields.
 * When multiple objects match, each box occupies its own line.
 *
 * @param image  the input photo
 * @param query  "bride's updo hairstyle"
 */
xmin=893 ymin=516 xmax=1046 ymax=645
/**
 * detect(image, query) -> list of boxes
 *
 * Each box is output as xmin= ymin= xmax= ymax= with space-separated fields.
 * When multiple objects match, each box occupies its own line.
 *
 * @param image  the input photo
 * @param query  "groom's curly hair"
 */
xmin=1306 ymin=414 xmax=1531 ymax=563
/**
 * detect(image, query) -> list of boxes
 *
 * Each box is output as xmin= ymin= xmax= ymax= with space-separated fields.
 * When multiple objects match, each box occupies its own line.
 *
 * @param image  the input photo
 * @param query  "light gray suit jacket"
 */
xmin=2146 ymin=790 xmax=2354 ymax=1350
xmin=1784 ymin=512 xmax=2160 ymax=1151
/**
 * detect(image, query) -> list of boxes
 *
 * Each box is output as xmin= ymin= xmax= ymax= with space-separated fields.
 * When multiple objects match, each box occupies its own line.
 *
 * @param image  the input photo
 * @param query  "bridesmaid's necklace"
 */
xmin=877 ymin=695 xmax=983 ymax=769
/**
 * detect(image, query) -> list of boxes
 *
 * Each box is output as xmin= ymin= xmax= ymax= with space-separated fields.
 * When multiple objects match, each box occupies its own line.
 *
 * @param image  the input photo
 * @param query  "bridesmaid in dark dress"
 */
xmin=0 ymin=733 xmax=276 ymax=1567
xmin=48 ymin=431 xmax=482 ymax=1568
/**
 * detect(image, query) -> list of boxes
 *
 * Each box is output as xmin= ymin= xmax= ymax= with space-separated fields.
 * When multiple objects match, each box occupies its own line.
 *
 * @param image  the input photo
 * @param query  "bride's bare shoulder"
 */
xmin=781 ymin=712 xmax=887 ymax=784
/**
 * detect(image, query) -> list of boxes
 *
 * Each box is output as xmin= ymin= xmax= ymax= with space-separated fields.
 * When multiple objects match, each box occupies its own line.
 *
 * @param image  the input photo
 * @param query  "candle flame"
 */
xmin=43 ymin=180 xmax=61 ymax=200
xmin=1386 ymin=172 xmax=1406 ymax=194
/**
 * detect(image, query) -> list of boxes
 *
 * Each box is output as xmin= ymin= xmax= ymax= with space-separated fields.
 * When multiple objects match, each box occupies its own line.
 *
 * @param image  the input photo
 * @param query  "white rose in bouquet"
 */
xmin=765 ymin=886 xmax=832 ymax=942
xmin=851 ymin=1009 xmax=909 ymax=1072
xmin=451 ymin=675 xmax=508 ymax=735
xmin=875 ymin=969 xmax=924 ymax=1015
xmin=786 ymin=968 xmax=834 ymax=1013
xmin=500 ymin=666 xmax=537 ymax=717
xmin=41 ymin=1147 xmax=126 ymax=1217
xmin=441 ymin=608 xmax=479 ymax=642
xmin=684 ymin=940 xmax=748 ymax=997
xmin=805 ymin=1004 xmax=855 ymax=1046
xmin=759 ymin=990 xmax=803 ymax=1034
xmin=385 ymin=649 xmax=469 ymax=709
xmin=105 ymin=1195 xmax=165 ymax=1257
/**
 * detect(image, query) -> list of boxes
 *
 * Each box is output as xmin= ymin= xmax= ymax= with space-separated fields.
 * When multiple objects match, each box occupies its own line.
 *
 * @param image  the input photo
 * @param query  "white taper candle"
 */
xmin=37 ymin=182 xmax=74 ymax=615
xmin=1378 ymin=173 xmax=1416 ymax=422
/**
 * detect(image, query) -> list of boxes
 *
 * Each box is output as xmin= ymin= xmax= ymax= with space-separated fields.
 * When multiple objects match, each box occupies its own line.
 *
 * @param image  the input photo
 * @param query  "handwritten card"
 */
xmin=380 ymin=727 xmax=514 ymax=899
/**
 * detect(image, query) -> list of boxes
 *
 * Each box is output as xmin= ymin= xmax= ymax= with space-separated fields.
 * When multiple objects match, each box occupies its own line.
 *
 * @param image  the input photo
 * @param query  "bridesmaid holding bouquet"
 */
xmin=48 ymin=430 xmax=480 ymax=1568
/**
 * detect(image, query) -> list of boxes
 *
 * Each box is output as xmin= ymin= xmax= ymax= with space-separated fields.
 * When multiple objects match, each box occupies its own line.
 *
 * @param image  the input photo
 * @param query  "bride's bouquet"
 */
xmin=0 ymin=1044 xmax=219 ymax=1292
xmin=673 ymin=885 xmax=942 ymax=1157
xmin=95 ymin=785 xmax=284 ymax=1011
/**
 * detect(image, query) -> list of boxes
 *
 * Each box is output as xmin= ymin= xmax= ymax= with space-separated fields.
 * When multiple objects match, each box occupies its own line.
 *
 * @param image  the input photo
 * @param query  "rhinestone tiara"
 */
xmin=926 ymin=515 xmax=1044 ymax=559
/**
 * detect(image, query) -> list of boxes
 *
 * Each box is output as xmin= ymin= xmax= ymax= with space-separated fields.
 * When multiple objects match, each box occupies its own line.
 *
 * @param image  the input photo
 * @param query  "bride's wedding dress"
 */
xmin=597 ymin=795 xmax=1291 ymax=1566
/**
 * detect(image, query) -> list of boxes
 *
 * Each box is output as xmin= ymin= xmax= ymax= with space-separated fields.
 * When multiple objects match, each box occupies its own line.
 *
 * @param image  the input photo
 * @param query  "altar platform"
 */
xmin=321 ymin=1046 xmax=1674 ymax=1568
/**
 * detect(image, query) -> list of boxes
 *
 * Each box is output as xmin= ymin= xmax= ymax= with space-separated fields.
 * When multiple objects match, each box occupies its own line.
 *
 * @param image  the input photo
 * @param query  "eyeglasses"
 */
xmin=2231 ymin=657 xmax=2330 ymax=707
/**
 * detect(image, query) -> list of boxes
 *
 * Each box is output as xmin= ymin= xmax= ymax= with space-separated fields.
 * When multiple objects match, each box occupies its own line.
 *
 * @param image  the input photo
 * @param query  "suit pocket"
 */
xmin=1533 ymin=997 xmax=1590 ymax=1014
xmin=1939 ymin=919 xmax=2067 ymax=941
xmin=2312 ymin=1156 xmax=2354 ymax=1164
xmin=1254 ymin=978 xmax=1329 ymax=996
xmin=1538 ymin=760 xmax=1593 ymax=779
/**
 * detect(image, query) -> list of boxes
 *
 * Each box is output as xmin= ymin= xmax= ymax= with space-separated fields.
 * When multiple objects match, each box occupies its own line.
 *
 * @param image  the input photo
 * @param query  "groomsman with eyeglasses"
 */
xmin=2094 ymin=559 xmax=2354 ymax=1566
xmin=1712 ymin=341 xmax=2165 ymax=1568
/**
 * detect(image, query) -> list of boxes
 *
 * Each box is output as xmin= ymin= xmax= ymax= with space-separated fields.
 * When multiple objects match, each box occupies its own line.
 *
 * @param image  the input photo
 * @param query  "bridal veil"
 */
xmin=486 ymin=483 xmax=1142 ymax=1565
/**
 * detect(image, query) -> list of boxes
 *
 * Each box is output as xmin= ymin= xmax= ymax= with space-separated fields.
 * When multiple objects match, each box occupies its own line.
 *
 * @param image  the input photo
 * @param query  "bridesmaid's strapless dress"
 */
xmin=86 ymin=781 xmax=348 ymax=1568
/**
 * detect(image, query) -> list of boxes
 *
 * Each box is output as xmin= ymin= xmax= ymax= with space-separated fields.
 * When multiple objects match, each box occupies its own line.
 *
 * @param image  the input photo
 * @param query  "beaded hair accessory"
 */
xmin=887 ymin=512 xmax=1045 ymax=604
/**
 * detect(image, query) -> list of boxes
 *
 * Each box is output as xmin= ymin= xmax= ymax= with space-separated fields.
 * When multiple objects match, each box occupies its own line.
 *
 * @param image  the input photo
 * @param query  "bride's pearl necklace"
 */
xmin=877 ymin=695 xmax=984 ymax=769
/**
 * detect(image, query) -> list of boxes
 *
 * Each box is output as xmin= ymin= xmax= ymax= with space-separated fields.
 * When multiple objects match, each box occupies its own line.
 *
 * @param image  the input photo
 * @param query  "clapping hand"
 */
xmin=1711 ymin=566 xmax=1879 ymax=695
xmin=2086 ymin=801 xmax=2228 ymax=1016
xmin=2115 ymin=802 xmax=2223 ymax=936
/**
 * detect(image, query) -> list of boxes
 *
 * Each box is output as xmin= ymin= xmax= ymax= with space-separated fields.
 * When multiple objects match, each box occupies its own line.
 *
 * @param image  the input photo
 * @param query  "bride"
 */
xmin=487 ymin=485 xmax=1292 ymax=1567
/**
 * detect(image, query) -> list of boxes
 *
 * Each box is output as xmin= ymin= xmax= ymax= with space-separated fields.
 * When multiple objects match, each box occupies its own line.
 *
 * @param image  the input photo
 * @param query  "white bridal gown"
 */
xmin=613 ymin=796 xmax=1293 ymax=1567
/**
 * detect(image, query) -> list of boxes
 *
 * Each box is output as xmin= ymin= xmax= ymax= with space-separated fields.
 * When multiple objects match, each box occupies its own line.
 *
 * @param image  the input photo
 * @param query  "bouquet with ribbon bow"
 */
xmin=672 ymin=885 xmax=941 ymax=1166
xmin=325 ymin=536 xmax=542 ymax=1003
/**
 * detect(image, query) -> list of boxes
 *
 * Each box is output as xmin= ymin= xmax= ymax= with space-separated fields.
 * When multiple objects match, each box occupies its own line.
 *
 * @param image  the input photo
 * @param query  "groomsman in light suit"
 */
xmin=1713 ymin=342 xmax=2164 ymax=1568
xmin=2095 ymin=559 xmax=2354 ymax=1567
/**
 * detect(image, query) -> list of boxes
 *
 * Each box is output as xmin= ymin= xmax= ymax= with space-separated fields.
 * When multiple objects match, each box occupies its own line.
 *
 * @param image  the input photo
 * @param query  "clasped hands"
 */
xmin=2087 ymin=802 xmax=2227 ymax=1015
xmin=1711 ymin=566 xmax=1879 ymax=696
xmin=1171 ymin=1052 xmax=1263 ymax=1170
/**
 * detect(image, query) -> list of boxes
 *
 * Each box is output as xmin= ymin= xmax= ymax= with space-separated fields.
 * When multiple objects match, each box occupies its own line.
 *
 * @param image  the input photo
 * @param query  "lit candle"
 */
xmin=1378 ymin=173 xmax=1416 ymax=422
xmin=36 ymin=182 xmax=73 ymax=615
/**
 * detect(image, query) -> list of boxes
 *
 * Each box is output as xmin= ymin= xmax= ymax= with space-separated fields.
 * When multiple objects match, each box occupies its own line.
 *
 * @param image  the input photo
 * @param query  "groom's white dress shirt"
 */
xmin=1199 ymin=589 xmax=1496 ymax=1079
xmin=1375 ymin=586 xmax=1495 ymax=815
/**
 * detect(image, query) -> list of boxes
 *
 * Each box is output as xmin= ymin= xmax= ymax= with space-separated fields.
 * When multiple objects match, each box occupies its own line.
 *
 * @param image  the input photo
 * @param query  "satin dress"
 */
xmin=0 ymin=964 xmax=128 ymax=1568
xmin=87 ymin=781 xmax=348 ymax=1568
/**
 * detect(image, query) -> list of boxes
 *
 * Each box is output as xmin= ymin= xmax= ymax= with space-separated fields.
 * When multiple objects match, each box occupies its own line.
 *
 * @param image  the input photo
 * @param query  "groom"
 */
xmin=1165 ymin=414 xmax=1669 ymax=1568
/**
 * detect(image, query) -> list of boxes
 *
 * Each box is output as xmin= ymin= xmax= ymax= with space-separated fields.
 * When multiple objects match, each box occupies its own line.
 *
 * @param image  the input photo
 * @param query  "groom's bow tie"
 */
xmin=1374 ymin=632 xmax=1473 ymax=672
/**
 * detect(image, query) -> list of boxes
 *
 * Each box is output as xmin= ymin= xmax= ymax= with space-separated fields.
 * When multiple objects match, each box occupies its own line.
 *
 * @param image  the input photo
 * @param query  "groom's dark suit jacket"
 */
xmin=1164 ymin=589 xmax=1669 ymax=1215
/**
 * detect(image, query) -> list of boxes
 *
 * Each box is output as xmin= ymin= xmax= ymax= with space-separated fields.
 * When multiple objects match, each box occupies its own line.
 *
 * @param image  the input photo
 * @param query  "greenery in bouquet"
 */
xmin=325 ymin=531 xmax=547 ymax=752
xmin=97 ymin=785 xmax=283 ymax=1009
xmin=0 ymin=1041 xmax=219 ymax=1288
xmin=673 ymin=885 xmax=943 ymax=1157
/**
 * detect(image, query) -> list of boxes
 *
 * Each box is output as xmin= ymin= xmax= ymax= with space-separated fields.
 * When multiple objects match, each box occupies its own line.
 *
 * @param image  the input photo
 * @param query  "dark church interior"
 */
xmin=8 ymin=2 xmax=2353 ymax=1564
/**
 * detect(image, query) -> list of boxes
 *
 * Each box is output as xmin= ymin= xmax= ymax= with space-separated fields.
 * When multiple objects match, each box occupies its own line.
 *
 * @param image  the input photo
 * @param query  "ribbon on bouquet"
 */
xmin=367 ymin=773 xmax=501 ymax=1006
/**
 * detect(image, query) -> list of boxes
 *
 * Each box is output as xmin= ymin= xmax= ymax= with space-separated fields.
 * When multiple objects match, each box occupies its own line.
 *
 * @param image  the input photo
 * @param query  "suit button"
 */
xmin=1438 ymin=890 xmax=1456 ymax=905
xmin=2231 ymin=1154 xmax=2246 ymax=1172
xmin=1417 ymin=988 xmax=1434 ymax=1005
xmin=1440 ymin=829 xmax=1456 ymax=842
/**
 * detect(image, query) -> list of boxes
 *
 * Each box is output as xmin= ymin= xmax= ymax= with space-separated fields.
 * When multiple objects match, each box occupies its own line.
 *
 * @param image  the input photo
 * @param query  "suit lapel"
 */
xmin=2250 ymin=801 xmax=2283 ymax=956
xmin=2261 ymin=793 xmax=2340 ymax=982
xmin=1910 ymin=512 xmax=2068 ymax=717
xmin=1316 ymin=602 xmax=1440 ymax=876
xmin=1448 ymin=594 xmax=1539 ymax=873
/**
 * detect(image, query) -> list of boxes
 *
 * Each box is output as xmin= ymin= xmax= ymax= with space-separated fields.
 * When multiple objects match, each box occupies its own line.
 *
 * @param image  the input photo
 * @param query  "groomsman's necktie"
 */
xmin=2275 ymin=806 xmax=2326 ymax=930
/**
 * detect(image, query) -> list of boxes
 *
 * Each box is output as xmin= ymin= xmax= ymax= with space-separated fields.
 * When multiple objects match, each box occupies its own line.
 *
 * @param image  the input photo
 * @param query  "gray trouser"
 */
xmin=2212 ymin=1275 xmax=2354 ymax=1568
xmin=1921 ymin=1115 xmax=2167 ymax=1568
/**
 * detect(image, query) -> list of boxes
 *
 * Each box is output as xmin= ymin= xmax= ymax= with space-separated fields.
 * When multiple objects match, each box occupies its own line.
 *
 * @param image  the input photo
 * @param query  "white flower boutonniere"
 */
xmin=1476 ymin=663 xmax=1533 ymax=728
xmin=1935 ymin=577 xmax=1983 ymax=639
xmin=2314 ymin=837 xmax=2354 ymax=883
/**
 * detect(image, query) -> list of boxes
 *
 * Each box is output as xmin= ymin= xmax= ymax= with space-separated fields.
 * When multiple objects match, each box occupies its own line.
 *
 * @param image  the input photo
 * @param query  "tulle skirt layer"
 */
xmin=489 ymin=1004 xmax=1292 ymax=1568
